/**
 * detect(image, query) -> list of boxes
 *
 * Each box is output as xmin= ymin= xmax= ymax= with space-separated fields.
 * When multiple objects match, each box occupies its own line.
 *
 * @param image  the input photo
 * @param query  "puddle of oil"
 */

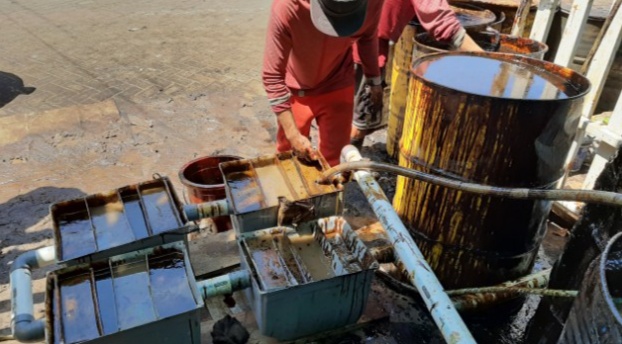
xmin=90 ymin=201 xmax=135 ymax=250
xmin=246 ymin=235 xmax=294 ymax=290
xmin=60 ymin=275 xmax=100 ymax=344
xmin=288 ymin=233 xmax=336 ymax=281
xmin=94 ymin=270 xmax=119 ymax=335
xmin=416 ymin=55 xmax=579 ymax=100
xmin=276 ymin=158 xmax=309 ymax=199
xmin=59 ymin=216 xmax=98 ymax=260
xmin=149 ymin=256 xmax=196 ymax=318
xmin=141 ymin=188 xmax=180 ymax=234
xmin=121 ymin=194 xmax=150 ymax=240
xmin=254 ymin=164 xmax=294 ymax=207
xmin=226 ymin=171 xmax=263 ymax=213
xmin=112 ymin=259 xmax=157 ymax=330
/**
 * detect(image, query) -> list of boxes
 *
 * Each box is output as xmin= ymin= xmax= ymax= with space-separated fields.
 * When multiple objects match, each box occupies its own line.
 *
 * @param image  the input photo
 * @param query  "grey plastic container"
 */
xmin=51 ymin=176 xmax=196 ymax=266
xmin=45 ymin=241 xmax=202 ymax=344
xmin=238 ymin=216 xmax=378 ymax=340
xmin=219 ymin=152 xmax=343 ymax=233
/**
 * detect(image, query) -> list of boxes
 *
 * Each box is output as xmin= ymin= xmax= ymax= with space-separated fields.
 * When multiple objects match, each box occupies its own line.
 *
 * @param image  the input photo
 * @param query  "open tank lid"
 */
xmin=412 ymin=52 xmax=591 ymax=101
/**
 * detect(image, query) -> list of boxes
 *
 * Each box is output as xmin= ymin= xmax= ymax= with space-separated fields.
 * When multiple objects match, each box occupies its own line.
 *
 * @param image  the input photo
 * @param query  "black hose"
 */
xmin=319 ymin=161 xmax=622 ymax=207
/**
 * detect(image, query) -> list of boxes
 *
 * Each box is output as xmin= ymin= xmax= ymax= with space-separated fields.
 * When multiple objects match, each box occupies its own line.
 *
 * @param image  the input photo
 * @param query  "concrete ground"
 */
xmin=0 ymin=0 xmax=277 ymax=341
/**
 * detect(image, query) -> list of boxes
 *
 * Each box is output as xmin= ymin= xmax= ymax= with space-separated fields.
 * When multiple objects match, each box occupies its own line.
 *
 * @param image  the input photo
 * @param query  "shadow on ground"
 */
xmin=0 ymin=72 xmax=36 ymax=109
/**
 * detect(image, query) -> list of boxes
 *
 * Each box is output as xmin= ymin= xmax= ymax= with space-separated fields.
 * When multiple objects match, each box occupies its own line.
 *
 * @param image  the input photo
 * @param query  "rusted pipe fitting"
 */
xmin=183 ymin=199 xmax=231 ymax=222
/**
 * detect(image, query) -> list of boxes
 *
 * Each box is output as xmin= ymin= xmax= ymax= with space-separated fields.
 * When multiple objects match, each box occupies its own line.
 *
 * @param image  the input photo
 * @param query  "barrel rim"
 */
xmin=413 ymin=31 xmax=549 ymax=57
xmin=411 ymin=51 xmax=591 ymax=102
xmin=599 ymin=231 xmax=622 ymax=326
xmin=178 ymin=155 xmax=243 ymax=189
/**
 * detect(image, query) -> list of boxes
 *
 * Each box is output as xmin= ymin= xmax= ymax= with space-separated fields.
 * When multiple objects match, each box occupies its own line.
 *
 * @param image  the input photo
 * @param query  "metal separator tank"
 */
xmin=44 ymin=241 xmax=202 ymax=344
xmin=238 ymin=216 xmax=378 ymax=340
xmin=51 ymin=177 xmax=194 ymax=266
xmin=219 ymin=152 xmax=342 ymax=233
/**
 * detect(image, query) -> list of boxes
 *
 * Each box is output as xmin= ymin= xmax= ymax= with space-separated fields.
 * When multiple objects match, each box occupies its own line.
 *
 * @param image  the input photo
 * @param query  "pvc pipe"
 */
xmin=10 ymin=246 xmax=56 ymax=343
xmin=183 ymin=199 xmax=231 ymax=221
xmin=319 ymin=160 xmax=622 ymax=207
xmin=196 ymin=270 xmax=251 ymax=300
xmin=339 ymin=145 xmax=477 ymax=344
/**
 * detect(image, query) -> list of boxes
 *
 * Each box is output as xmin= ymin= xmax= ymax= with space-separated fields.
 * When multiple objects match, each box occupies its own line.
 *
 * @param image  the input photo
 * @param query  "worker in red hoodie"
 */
xmin=350 ymin=0 xmax=483 ymax=145
xmin=262 ymin=0 xmax=383 ymax=167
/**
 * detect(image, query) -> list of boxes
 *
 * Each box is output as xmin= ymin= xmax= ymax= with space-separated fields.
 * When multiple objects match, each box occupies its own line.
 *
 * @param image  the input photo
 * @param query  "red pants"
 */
xmin=277 ymin=86 xmax=355 ymax=167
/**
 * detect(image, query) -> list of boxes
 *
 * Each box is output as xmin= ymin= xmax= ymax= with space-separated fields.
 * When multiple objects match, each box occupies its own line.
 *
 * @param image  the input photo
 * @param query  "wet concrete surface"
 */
xmin=0 ymin=0 xmax=573 ymax=342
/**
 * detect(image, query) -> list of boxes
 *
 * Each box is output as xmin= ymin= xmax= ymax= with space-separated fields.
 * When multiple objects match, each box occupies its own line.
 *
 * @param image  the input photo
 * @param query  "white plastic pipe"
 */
xmin=10 ymin=246 xmax=56 ymax=343
xmin=340 ymin=145 xmax=477 ymax=344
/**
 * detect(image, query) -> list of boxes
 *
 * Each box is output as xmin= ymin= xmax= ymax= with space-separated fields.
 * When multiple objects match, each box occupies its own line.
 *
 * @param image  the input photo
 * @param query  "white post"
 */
xmin=553 ymin=0 xmax=595 ymax=67
xmin=530 ymin=0 xmax=562 ymax=43
xmin=562 ymin=4 xmax=622 ymax=185
xmin=583 ymin=94 xmax=622 ymax=189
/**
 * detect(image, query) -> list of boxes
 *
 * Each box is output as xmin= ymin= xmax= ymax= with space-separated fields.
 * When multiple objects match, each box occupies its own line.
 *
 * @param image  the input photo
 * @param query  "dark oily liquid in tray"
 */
xmin=416 ymin=55 xmax=578 ymax=100
xmin=59 ymin=216 xmax=97 ymax=260
xmin=122 ymin=196 xmax=150 ymax=239
xmin=91 ymin=202 xmax=135 ymax=250
xmin=60 ymin=275 xmax=100 ymax=344
xmin=94 ymin=271 xmax=119 ymax=335
xmin=149 ymin=256 xmax=196 ymax=318
xmin=141 ymin=188 xmax=180 ymax=234
xmin=254 ymin=164 xmax=294 ymax=206
xmin=112 ymin=260 xmax=157 ymax=330
xmin=288 ymin=234 xmax=336 ymax=281
xmin=246 ymin=235 xmax=296 ymax=290
xmin=227 ymin=171 xmax=263 ymax=213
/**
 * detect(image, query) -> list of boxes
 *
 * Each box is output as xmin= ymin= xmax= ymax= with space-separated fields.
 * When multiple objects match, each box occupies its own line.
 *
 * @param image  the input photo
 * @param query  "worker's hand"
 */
xmin=290 ymin=133 xmax=318 ymax=162
xmin=369 ymin=84 xmax=383 ymax=112
xmin=277 ymin=109 xmax=319 ymax=162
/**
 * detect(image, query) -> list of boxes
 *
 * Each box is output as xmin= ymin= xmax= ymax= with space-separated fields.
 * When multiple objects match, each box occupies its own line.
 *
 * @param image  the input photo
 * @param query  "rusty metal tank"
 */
xmin=450 ymin=0 xmax=539 ymax=36
xmin=559 ymin=231 xmax=622 ymax=343
xmin=393 ymin=52 xmax=590 ymax=289
xmin=414 ymin=31 xmax=549 ymax=59
xmin=386 ymin=4 xmax=502 ymax=159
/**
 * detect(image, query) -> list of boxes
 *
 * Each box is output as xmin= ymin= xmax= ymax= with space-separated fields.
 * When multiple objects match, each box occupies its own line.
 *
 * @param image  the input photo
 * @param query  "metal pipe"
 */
xmin=183 ymin=199 xmax=231 ymax=222
xmin=10 ymin=246 xmax=56 ymax=343
xmin=319 ymin=160 xmax=622 ymax=207
xmin=196 ymin=270 xmax=251 ymax=300
xmin=339 ymin=145 xmax=476 ymax=344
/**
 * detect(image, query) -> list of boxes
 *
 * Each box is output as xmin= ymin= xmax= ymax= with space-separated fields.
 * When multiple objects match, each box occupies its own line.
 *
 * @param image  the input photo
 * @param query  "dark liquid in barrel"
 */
xmin=416 ymin=55 xmax=578 ymax=100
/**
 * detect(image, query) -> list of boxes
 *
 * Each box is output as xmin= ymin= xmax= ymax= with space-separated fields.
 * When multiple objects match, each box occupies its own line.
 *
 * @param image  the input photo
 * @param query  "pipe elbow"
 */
xmin=10 ymin=246 xmax=55 ymax=272
xmin=12 ymin=318 xmax=45 ymax=343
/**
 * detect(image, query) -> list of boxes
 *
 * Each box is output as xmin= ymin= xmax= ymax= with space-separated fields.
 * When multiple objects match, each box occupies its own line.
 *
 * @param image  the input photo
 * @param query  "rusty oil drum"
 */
xmin=559 ymin=232 xmax=622 ymax=343
xmin=450 ymin=0 xmax=539 ymax=36
xmin=386 ymin=3 xmax=500 ymax=159
xmin=386 ymin=23 xmax=418 ymax=160
xmin=393 ymin=52 xmax=590 ymax=289
xmin=414 ymin=31 xmax=549 ymax=60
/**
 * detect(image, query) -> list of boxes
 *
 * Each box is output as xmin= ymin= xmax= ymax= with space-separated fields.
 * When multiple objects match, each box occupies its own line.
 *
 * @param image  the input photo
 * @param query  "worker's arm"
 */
xmin=411 ymin=0 xmax=483 ymax=51
xmin=262 ymin=3 xmax=317 ymax=160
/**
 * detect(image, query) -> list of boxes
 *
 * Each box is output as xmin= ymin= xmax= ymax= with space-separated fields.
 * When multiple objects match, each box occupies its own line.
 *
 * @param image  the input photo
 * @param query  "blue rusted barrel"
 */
xmin=559 ymin=232 xmax=622 ymax=343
